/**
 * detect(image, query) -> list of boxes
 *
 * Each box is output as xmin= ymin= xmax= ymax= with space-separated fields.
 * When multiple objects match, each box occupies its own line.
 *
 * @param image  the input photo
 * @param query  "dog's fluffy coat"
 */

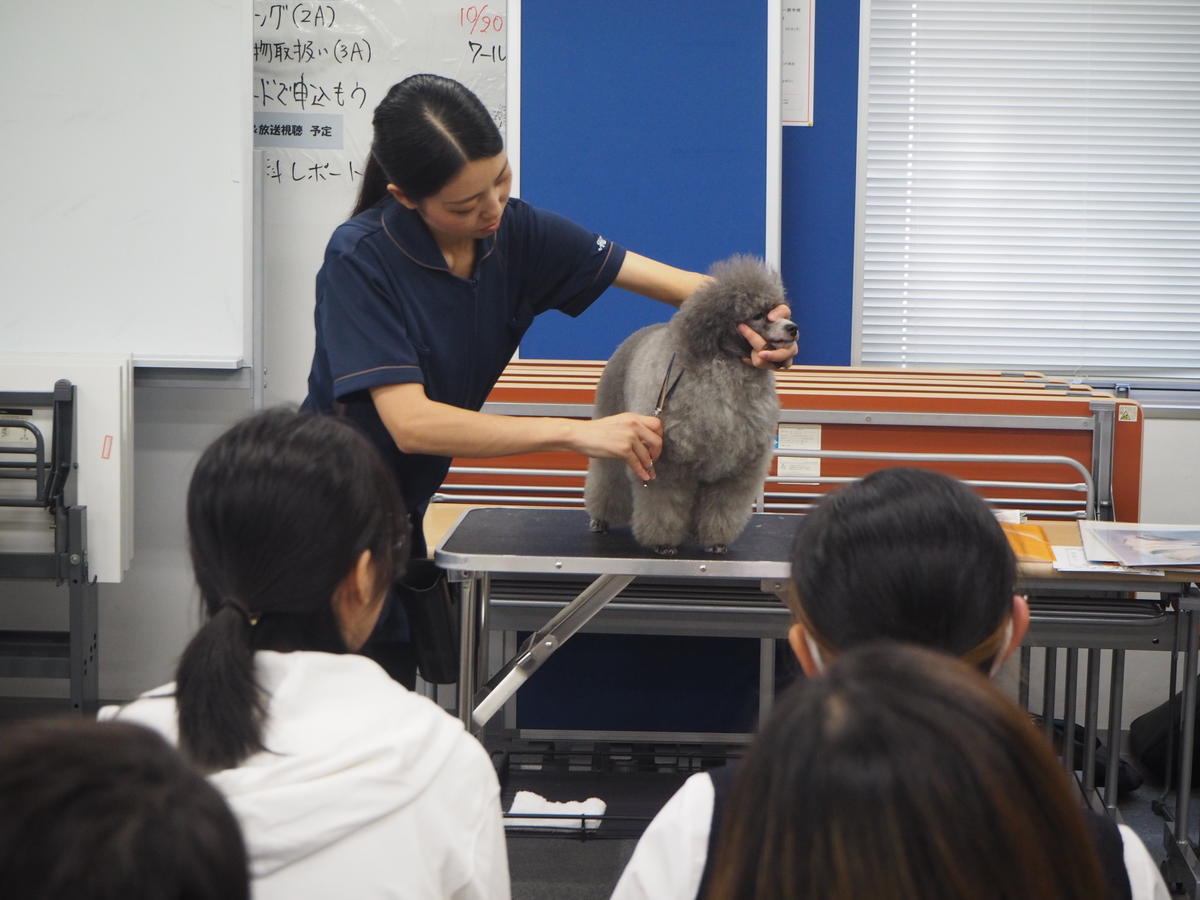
xmin=585 ymin=256 xmax=794 ymax=554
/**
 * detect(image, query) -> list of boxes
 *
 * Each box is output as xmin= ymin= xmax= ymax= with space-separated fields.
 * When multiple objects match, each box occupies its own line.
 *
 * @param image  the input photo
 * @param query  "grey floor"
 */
xmin=508 ymin=836 xmax=636 ymax=900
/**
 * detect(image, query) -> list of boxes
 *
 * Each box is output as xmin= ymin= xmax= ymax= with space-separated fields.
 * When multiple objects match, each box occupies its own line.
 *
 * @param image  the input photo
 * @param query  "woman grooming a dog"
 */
xmin=302 ymin=74 xmax=797 ymax=681
xmin=305 ymin=73 xmax=795 ymax=551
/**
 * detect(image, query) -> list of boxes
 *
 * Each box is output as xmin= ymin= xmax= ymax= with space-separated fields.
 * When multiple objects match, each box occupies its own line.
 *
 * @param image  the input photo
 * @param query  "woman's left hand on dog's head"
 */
xmin=739 ymin=304 xmax=797 ymax=370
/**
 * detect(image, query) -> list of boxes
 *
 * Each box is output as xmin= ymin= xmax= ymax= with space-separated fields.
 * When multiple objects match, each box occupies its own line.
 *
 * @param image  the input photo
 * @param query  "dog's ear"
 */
xmin=673 ymin=255 xmax=786 ymax=361
xmin=672 ymin=286 xmax=754 ymax=361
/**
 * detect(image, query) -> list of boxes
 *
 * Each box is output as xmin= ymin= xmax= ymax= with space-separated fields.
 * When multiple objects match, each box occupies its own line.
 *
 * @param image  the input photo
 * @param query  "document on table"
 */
xmin=1052 ymin=545 xmax=1164 ymax=576
xmin=1079 ymin=521 xmax=1200 ymax=568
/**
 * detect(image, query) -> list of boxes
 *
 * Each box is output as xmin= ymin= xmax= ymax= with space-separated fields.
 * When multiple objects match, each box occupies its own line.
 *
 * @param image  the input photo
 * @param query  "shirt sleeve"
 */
xmin=1118 ymin=825 xmax=1171 ymax=900
xmin=318 ymin=245 xmax=426 ymax=400
xmin=610 ymin=772 xmax=714 ymax=900
xmin=512 ymin=201 xmax=627 ymax=319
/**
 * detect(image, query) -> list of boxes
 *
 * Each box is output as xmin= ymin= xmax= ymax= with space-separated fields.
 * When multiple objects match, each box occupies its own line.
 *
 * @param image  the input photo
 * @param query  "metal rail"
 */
xmin=440 ymin=448 xmax=1097 ymax=519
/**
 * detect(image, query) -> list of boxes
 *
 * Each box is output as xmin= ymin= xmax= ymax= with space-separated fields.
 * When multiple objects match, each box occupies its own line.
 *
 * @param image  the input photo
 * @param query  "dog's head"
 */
xmin=671 ymin=255 xmax=797 ymax=362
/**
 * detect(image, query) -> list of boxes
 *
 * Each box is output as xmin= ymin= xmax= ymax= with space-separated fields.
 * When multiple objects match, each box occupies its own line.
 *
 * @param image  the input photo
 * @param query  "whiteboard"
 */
xmin=255 ymin=0 xmax=507 ymax=404
xmin=0 ymin=1 xmax=253 ymax=368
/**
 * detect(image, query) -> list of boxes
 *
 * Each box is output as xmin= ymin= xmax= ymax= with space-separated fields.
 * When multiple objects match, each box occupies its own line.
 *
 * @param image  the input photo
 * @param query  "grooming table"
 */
xmin=435 ymin=507 xmax=795 ymax=731
xmin=436 ymin=506 xmax=1200 ymax=888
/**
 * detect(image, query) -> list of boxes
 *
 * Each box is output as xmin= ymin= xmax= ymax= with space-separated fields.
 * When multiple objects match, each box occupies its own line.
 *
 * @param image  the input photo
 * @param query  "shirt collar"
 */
xmin=378 ymin=199 xmax=497 ymax=274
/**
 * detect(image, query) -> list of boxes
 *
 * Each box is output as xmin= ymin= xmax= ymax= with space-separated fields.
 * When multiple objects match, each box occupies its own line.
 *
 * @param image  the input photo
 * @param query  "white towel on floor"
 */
xmin=505 ymin=790 xmax=606 ymax=830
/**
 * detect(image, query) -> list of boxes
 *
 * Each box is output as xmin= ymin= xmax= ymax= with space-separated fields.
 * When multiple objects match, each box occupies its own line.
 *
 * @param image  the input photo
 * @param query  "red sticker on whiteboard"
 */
xmin=100 ymin=435 xmax=113 ymax=459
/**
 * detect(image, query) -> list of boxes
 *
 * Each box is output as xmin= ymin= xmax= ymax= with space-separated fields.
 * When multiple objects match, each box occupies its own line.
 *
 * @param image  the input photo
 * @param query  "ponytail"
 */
xmin=176 ymin=604 xmax=266 ymax=772
xmin=350 ymin=154 xmax=391 ymax=218
xmin=173 ymin=408 xmax=409 ymax=772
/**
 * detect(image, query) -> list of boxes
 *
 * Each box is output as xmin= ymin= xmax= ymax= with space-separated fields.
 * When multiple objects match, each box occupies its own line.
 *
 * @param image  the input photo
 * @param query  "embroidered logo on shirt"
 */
xmin=595 ymin=236 xmax=608 ymax=253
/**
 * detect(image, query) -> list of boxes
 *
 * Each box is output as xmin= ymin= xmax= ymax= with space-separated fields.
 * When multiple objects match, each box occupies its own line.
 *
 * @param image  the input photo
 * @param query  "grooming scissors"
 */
xmin=644 ymin=353 xmax=683 ymax=485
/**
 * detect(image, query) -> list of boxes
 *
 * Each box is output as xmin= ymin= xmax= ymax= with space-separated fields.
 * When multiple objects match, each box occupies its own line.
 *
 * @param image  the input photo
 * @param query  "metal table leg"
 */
xmin=471 ymin=574 xmax=635 ymax=729
xmin=1164 ymin=601 xmax=1200 ymax=897
xmin=1105 ymin=649 xmax=1125 ymax=814
xmin=758 ymin=638 xmax=776 ymax=729
xmin=1083 ymin=649 xmax=1102 ymax=798
xmin=66 ymin=506 xmax=97 ymax=715
xmin=457 ymin=574 xmax=480 ymax=727
xmin=68 ymin=576 xmax=98 ymax=715
xmin=1019 ymin=645 xmax=1032 ymax=711
xmin=1153 ymin=602 xmax=1184 ymax=822
xmin=1043 ymin=647 xmax=1058 ymax=744
xmin=1063 ymin=648 xmax=1079 ymax=776
xmin=476 ymin=573 xmax=491 ymax=684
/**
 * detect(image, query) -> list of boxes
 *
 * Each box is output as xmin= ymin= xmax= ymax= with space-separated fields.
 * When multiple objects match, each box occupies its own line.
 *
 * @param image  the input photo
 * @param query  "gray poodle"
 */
xmin=584 ymin=255 xmax=796 ymax=555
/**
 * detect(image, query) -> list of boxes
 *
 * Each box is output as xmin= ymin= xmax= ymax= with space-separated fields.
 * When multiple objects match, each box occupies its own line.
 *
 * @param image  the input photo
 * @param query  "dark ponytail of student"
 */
xmin=175 ymin=409 xmax=409 ymax=772
xmin=351 ymin=73 xmax=504 ymax=217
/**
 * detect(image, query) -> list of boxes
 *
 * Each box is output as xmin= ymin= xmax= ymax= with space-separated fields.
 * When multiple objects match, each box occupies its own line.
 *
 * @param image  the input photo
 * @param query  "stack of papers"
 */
xmin=1050 ymin=545 xmax=1163 ymax=576
xmin=1046 ymin=521 xmax=1200 ymax=575
xmin=1079 ymin=522 xmax=1200 ymax=568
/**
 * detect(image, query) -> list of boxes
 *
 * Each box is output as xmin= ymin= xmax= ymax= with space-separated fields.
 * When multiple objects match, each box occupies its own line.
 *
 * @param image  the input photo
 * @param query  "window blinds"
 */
xmin=855 ymin=1 xmax=1200 ymax=378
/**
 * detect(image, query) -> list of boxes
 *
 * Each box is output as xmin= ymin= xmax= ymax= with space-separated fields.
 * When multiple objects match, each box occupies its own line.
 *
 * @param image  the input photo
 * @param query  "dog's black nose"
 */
xmin=784 ymin=322 xmax=798 ymax=339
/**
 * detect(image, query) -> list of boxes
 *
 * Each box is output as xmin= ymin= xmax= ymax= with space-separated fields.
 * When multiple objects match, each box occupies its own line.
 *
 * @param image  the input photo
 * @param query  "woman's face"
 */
xmin=410 ymin=152 xmax=512 ymax=243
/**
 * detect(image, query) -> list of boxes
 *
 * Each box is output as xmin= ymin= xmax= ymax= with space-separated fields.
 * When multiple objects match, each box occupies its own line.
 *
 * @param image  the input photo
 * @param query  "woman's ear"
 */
xmin=332 ymin=550 xmax=383 ymax=651
xmin=352 ymin=549 xmax=377 ymax=605
xmin=1001 ymin=593 xmax=1031 ymax=663
xmin=386 ymin=183 xmax=418 ymax=210
xmin=788 ymin=622 xmax=824 ymax=678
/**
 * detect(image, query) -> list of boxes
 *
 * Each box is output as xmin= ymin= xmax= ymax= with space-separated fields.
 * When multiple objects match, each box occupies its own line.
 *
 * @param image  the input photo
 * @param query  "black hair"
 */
xmin=352 ymin=73 xmax=504 ymax=217
xmin=789 ymin=467 xmax=1017 ymax=671
xmin=175 ymin=408 xmax=409 ymax=771
xmin=708 ymin=642 xmax=1107 ymax=900
xmin=0 ymin=717 xmax=249 ymax=900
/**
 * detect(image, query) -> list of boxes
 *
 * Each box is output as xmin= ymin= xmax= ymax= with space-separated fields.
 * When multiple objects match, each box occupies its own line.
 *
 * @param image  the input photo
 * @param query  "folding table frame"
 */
xmin=0 ymin=381 xmax=98 ymax=713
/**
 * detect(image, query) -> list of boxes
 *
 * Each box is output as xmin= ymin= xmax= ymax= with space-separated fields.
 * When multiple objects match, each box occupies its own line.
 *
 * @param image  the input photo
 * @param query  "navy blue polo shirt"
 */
xmin=303 ymin=196 xmax=626 ymax=515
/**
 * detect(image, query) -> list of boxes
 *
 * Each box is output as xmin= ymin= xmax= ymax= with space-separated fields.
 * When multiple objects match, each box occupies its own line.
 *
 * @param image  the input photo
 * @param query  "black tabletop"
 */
xmin=435 ymin=507 xmax=799 ymax=579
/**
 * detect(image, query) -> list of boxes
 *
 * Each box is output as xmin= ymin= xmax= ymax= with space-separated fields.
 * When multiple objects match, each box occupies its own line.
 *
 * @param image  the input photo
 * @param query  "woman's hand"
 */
xmin=569 ymin=413 xmax=663 ymax=481
xmin=739 ymin=303 xmax=798 ymax=370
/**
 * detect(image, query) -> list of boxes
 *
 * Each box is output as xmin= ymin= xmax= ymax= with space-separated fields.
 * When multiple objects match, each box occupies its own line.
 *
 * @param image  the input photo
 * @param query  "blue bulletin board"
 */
xmin=512 ymin=1 xmax=783 ymax=736
xmin=517 ymin=1 xmax=774 ymax=361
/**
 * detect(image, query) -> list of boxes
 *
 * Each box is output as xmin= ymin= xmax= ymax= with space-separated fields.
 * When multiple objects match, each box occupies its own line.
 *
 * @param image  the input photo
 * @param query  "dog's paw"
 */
xmin=654 ymin=545 xmax=679 ymax=556
xmin=704 ymin=543 xmax=729 ymax=554
xmin=588 ymin=518 xmax=608 ymax=533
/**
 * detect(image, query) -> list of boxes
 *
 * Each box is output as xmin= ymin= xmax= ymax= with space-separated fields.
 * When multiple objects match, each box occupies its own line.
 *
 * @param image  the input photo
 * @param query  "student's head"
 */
xmin=176 ymin=408 xmax=409 ymax=770
xmin=708 ymin=642 xmax=1107 ymax=900
xmin=353 ymin=73 xmax=508 ymax=228
xmin=0 ymin=717 xmax=249 ymax=900
xmin=787 ymin=467 xmax=1026 ymax=676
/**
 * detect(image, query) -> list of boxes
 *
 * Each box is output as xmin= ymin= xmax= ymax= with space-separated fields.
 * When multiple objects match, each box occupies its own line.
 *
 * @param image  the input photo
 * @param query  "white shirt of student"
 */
xmin=102 ymin=650 xmax=510 ymax=900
